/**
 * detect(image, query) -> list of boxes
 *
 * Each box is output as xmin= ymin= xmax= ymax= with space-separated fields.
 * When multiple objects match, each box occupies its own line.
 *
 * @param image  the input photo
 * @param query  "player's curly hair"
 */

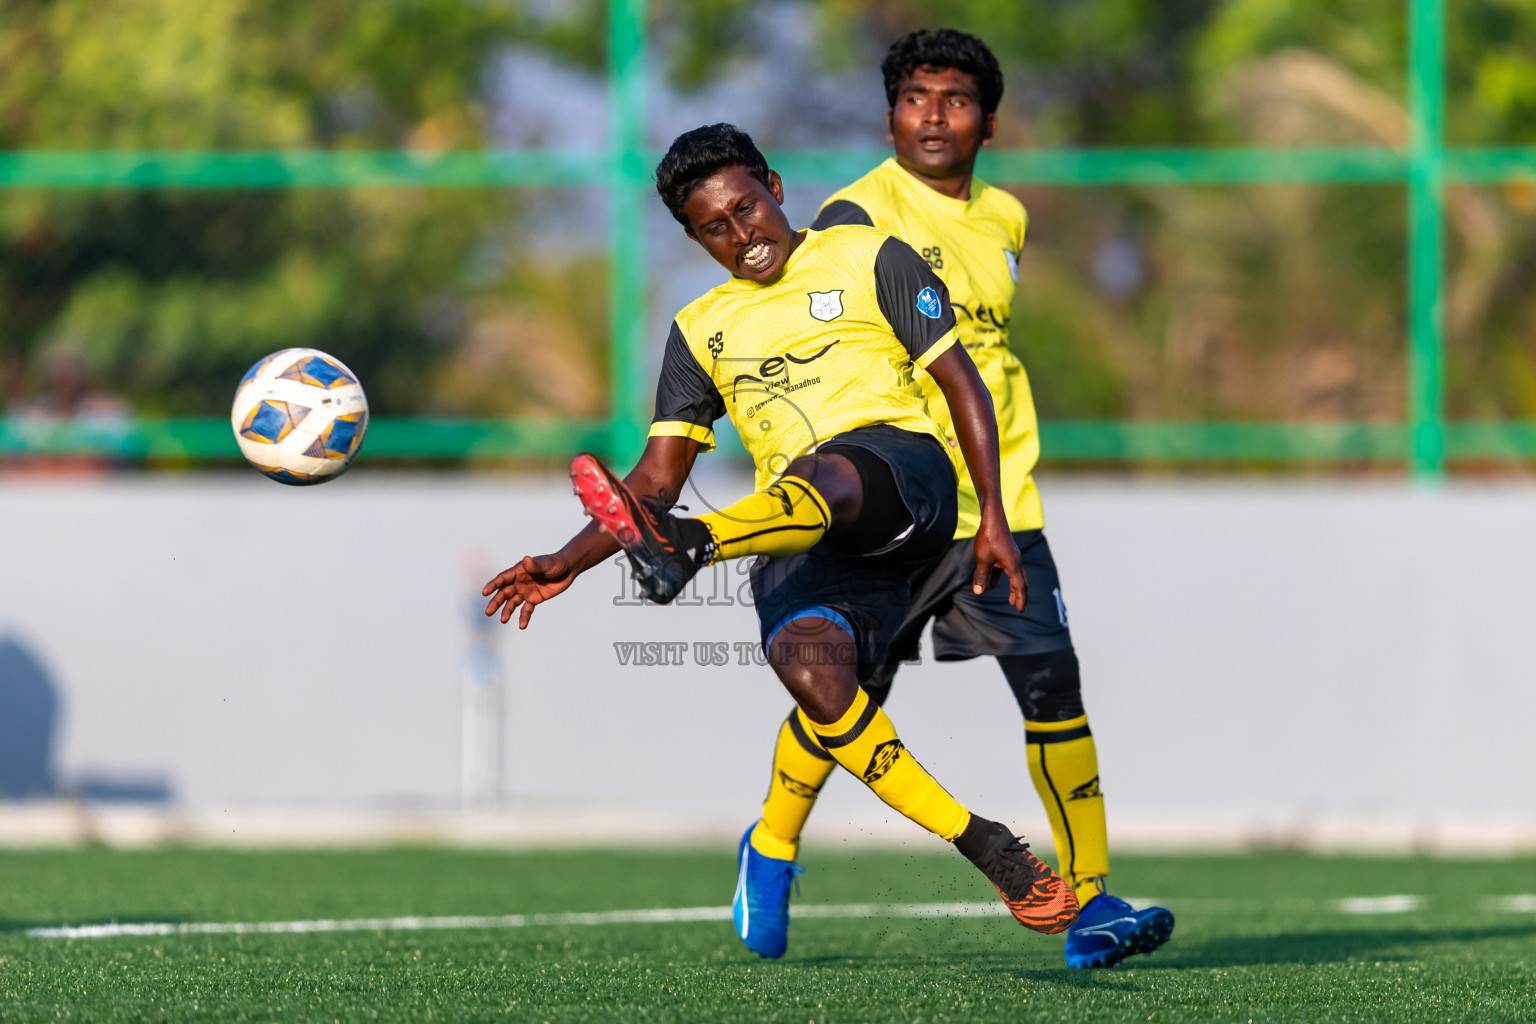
xmin=655 ymin=123 xmax=772 ymax=227
xmin=881 ymin=29 xmax=1004 ymax=116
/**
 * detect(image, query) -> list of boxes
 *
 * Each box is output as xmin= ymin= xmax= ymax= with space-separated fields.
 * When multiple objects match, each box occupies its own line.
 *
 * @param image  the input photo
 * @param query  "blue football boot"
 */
xmin=732 ymin=823 xmax=801 ymax=958
xmin=1064 ymin=893 xmax=1175 ymax=968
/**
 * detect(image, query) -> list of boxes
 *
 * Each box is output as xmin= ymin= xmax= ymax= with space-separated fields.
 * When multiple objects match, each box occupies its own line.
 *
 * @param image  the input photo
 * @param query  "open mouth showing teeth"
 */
xmin=741 ymin=240 xmax=773 ymax=271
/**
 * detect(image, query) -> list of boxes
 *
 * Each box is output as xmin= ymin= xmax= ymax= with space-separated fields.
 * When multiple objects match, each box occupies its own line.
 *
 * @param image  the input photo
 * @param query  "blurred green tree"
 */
xmin=791 ymin=0 xmax=1536 ymax=424
xmin=5 ymin=0 xmax=1536 ymax=431
xmin=0 ymin=0 xmax=609 ymax=420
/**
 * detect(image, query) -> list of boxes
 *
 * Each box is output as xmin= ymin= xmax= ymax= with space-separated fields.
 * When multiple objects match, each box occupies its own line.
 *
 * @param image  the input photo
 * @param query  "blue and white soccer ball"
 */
xmin=231 ymin=348 xmax=369 ymax=485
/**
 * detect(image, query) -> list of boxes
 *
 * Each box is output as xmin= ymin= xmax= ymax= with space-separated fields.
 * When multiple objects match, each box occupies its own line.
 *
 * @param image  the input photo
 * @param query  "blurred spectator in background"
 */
xmin=1 ymin=347 xmax=132 ymax=476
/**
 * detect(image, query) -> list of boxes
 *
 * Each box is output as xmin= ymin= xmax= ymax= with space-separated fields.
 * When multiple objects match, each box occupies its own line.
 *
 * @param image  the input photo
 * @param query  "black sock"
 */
xmin=954 ymin=814 xmax=1003 ymax=863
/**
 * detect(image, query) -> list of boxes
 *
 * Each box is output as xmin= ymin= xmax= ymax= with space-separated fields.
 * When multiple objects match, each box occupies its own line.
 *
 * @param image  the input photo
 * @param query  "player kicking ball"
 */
xmin=483 ymin=123 xmax=1079 ymax=949
xmin=735 ymin=30 xmax=1174 ymax=968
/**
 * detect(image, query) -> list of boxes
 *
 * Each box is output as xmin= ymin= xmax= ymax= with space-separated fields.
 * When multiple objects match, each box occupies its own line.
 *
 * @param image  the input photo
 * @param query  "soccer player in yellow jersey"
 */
xmin=482 ymin=123 xmax=1080 ymax=952
xmin=740 ymin=30 xmax=1175 ymax=967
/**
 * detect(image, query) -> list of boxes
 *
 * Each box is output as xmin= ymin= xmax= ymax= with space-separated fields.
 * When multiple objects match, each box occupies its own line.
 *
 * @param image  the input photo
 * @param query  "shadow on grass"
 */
xmin=1012 ymin=921 xmax=1536 ymax=979
xmin=770 ymin=950 xmax=1061 ymax=973
xmin=763 ymin=921 xmax=1536 ymax=981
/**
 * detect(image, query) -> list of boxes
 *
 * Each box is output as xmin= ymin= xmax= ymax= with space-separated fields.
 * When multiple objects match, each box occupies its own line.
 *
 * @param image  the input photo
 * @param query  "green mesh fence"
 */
xmin=5 ymin=0 xmax=1535 ymax=475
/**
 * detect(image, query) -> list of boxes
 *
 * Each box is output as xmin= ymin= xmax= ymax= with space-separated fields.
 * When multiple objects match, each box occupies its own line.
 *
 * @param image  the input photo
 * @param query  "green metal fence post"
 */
xmin=1408 ymin=0 xmax=1447 ymax=478
xmin=607 ymin=0 xmax=648 ymax=464
xmin=15 ymin=1 xmax=1536 ymax=469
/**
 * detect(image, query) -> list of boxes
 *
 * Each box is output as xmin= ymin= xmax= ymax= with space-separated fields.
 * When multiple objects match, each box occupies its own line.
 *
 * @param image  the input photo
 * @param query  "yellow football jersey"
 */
xmin=650 ymin=225 xmax=957 ymax=492
xmin=814 ymin=157 xmax=1043 ymax=537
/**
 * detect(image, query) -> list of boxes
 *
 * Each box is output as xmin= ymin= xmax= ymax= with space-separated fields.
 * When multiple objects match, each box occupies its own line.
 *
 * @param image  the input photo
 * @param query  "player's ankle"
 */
xmin=675 ymin=516 xmax=715 ymax=567
xmin=1073 ymin=876 xmax=1107 ymax=907
xmin=749 ymin=820 xmax=799 ymax=861
xmin=952 ymin=813 xmax=1000 ymax=862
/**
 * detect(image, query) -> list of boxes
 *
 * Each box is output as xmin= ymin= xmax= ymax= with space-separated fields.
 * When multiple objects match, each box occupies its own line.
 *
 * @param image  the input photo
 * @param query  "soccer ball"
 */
xmin=231 ymin=348 xmax=369 ymax=485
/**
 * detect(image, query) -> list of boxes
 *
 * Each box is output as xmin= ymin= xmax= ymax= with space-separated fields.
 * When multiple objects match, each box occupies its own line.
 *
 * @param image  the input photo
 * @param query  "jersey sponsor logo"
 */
xmin=915 ymin=286 xmax=942 ymax=319
xmin=862 ymin=739 xmax=905 ymax=783
xmin=953 ymin=302 xmax=1009 ymax=329
xmin=1067 ymin=775 xmax=1101 ymax=801
xmin=728 ymin=340 xmax=839 ymax=400
xmin=1005 ymin=249 xmax=1019 ymax=283
xmin=807 ymin=289 xmax=844 ymax=322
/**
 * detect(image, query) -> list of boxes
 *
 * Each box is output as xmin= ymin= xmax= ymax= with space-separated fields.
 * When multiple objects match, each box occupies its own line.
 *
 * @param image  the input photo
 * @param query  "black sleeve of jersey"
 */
xmin=652 ymin=320 xmax=725 ymax=428
xmin=872 ymin=235 xmax=958 ymax=361
xmin=811 ymin=200 xmax=874 ymax=230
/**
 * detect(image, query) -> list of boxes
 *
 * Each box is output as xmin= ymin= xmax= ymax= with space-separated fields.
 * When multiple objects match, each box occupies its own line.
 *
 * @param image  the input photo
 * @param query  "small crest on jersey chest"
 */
xmin=807 ymin=290 xmax=844 ymax=322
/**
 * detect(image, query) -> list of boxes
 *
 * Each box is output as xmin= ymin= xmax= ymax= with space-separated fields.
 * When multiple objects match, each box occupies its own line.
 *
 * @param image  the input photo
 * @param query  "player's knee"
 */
xmin=784 ymin=672 xmax=861 ymax=725
xmin=998 ymin=648 xmax=1084 ymax=722
xmin=784 ymin=452 xmax=860 ymax=524
xmin=770 ymin=631 xmax=861 ymax=724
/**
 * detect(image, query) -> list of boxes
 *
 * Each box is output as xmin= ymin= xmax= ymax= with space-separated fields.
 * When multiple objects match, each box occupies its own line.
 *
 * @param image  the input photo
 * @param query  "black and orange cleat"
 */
xmin=955 ymin=816 xmax=1079 ymax=934
xmin=570 ymin=453 xmax=713 ymax=604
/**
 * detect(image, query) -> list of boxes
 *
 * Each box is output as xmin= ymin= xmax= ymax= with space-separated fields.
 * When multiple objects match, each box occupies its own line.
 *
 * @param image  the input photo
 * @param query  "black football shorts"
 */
xmin=863 ymin=528 xmax=1075 ymax=697
xmin=750 ymin=424 xmax=957 ymax=683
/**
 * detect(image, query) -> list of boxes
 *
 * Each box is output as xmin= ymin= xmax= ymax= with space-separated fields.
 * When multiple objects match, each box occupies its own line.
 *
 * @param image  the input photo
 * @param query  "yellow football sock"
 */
xmin=807 ymin=687 xmax=970 ymax=841
xmin=696 ymin=476 xmax=830 ymax=563
xmin=1026 ymin=715 xmax=1109 ymax=905
xmin=751 ymin=709 xmax=838 ymax=860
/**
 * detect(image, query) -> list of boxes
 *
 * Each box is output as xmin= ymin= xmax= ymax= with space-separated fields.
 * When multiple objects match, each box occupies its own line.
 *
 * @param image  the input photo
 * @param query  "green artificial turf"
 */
xmin=1 ymin=846 xmax=1534 ymax=1022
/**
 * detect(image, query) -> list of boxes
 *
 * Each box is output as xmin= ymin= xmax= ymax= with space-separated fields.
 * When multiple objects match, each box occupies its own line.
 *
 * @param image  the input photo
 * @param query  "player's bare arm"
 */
xmin=923 ymin=344 xmax=1025 ymax=609
xmin=482 ymin=433 xmax=702 ymax=627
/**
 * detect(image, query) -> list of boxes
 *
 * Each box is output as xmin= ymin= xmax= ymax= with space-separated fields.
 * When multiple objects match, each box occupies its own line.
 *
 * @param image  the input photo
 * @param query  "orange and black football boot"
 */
xmin=955 ymin=816 xmax=1079 ymax=934
xmin=570 ymin=453 xmax=713 ymax=604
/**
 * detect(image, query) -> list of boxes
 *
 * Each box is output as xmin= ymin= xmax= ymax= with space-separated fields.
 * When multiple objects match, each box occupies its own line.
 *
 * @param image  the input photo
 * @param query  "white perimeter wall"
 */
xmin=1 ymin=470 xmax=1533 ymax=851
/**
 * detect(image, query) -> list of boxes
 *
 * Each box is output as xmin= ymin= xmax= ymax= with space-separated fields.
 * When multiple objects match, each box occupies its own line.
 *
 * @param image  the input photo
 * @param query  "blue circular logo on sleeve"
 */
xmin=915 ymin=286 xmax=942 ymax=319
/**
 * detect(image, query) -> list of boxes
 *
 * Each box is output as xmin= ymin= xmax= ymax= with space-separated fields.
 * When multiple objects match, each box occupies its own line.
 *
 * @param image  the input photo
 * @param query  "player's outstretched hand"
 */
xmin=971 ymin=513 xmax=1028 ymax=612
xmin=482 ymin=553 xmax=577 ymax=629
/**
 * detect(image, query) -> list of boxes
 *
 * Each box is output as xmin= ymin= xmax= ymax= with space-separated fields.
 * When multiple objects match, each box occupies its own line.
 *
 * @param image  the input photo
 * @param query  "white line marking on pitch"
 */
xmin=1335 ymin=895 xmax=1423 ymax=915
xmin=27 ymin=902 xmax=1009 ymax=940
xmin=31 ymin=893 xmax=1469 ymax=940
xmin=1486 ymin=894 xmax=1536 ymax=913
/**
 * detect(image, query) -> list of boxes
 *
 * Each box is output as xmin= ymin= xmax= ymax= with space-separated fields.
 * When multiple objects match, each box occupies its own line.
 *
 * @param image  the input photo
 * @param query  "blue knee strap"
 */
xmin=765 ymin=605 xmax=854 ymax=651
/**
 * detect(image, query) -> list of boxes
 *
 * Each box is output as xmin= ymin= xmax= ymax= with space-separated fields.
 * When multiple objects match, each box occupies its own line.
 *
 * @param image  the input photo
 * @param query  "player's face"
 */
xmin=683 ymin=165 xmax=801 ymax=283
xmin=887 ymin=65 xmax=995 ymax=179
